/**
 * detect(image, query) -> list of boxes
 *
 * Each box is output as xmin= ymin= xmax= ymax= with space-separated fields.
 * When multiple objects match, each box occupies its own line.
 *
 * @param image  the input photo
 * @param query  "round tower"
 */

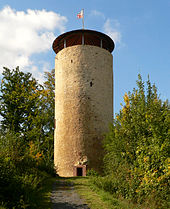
xmin=52 ymin=29 xmax=114 ymax=177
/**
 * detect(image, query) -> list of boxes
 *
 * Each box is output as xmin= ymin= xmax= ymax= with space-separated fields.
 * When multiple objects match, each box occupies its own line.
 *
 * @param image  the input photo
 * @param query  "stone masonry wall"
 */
xmin=54 ymin=45 xmax=113 ymax=177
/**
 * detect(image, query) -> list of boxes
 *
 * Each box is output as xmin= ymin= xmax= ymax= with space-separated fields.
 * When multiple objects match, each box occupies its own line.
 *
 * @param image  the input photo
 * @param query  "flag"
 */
xmin=77 ymin=9 xmax=84 ymax=19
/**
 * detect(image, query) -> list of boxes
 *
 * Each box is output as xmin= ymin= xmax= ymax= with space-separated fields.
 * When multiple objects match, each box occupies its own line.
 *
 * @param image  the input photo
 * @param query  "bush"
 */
xmin=0 ymin=131 xmax=55 ymax=208
xmin=93 ymin=75 xmax=170 ymax=209
xmin=87 ymin=169 xmax=99 ymax=177
xmin=91 ymin=176 xmax=119 ymax=195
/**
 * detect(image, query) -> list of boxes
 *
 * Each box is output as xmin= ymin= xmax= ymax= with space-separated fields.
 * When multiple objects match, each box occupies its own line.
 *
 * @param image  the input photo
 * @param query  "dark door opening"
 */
xmin=77 ymin=167 xmax=83 ymax=176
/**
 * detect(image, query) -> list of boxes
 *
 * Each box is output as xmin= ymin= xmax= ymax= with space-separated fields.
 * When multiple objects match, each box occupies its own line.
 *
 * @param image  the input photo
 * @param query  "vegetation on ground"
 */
xmin=92 ymin=75 xmax=170 ymax=209
xmin=68 ymin=177 xmax=142 ymax=209
xmin=0 ymin=67 xmax=169 ymax=209
xmin=0 ymin=67 xmax=55 ymax=209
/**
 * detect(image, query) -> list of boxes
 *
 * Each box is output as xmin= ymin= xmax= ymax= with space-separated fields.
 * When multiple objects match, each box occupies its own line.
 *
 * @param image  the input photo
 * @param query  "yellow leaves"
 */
xmin=154 ymin=99 xmax=158 ymax=103
xmin=156 ymin=172 xmax=169 ymax=183
xmin=35 ymin=152 xmax=42 ymax=160
xmin=151 ymin=170 xmax=158 ymax=177
xmin=122 ymin=107 xmax=127 ymax=114
xmin=154 ymin=98 xmax=158 ymax=104
xmin=143 ymin=176 xmax=148 ymax=183
xmin=134 ymin=90 xmax=138 ymax=100
xmin=124 ymin=93 xmax=130 ymax=108
xmin=144 ymin=156 xmax=149 ymax=162
xmin=121 ymin=93 xmax=130 ymax=116
xmin=124 ymin=92 xmax=129 ymax=102
xmin=29 ymin=141 xmax=34 ymax=155
xmin=167 ymin=157 xmax=170 ymax=164
xmin=28 ymin=141 xmax=43 ymax=161
xmin=157 ymin=176 xmax=161 ymax=182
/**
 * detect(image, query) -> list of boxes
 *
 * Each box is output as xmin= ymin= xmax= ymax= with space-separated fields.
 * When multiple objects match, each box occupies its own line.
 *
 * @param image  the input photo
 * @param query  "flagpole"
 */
xmin=82 ymin=9 xmax=84 ymax=29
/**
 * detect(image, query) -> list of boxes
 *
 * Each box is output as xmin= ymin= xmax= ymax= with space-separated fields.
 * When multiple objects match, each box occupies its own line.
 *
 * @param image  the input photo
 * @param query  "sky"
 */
xmin=0 ymin=0 xmax=169 ymax=115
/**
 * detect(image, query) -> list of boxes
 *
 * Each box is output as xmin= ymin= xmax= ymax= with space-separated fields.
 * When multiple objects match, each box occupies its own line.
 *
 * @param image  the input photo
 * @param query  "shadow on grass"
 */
xmin=50 ymin=202 xmax=88 ymax=209
xmin=54 ymin=177 xmax=89 ymax=187
xmin=36 ymin=177 xmax=56 ymax=209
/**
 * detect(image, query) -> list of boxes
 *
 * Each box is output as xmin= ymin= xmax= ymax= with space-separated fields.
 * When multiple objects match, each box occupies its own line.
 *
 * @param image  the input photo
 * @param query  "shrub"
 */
xmin=87 ymin=169 xmax=99 ymax=177
xmin=93 ymin=75 xmax=170 ymax=208
xmin=0 ymin=131 xmax=55 ymax=208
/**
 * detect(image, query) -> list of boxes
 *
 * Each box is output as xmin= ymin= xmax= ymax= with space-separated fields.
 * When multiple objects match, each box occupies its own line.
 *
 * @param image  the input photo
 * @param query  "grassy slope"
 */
xmin=0 ymin=177 xmax=56 ymax=209
xmin=39 ymin=176 xmax=143 ymax=209
xmin=36 ymin=177 xmax=56 ymax=209
xmin=68 ymin=177 xmax=141 ymax=209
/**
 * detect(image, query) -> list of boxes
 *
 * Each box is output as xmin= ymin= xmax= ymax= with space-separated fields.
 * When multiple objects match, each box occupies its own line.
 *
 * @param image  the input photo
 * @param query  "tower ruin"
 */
xmin=52 ymin=29 xmax=114 ymax=177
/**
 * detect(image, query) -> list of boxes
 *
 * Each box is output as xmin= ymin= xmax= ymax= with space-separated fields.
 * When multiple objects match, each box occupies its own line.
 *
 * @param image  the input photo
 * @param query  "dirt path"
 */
xmin=51 ymin=179 xmax=90 ymax=209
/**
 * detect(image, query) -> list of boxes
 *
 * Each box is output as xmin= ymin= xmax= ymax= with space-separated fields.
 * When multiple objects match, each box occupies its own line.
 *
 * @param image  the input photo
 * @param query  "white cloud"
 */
xmin=103 ymin=19 xmax=121 ymax=44
xmin=90 ymin=10 xmax=105 ymax=19
xmin=25 ymin=65 xmax=45 ymax=84
xmin=90 ymin=10 xmax=121 ymax=45
xmin=31 ymin=61 xmax=51 ymax=84
xmin=0 ymin=6 xmax=67 ymax=80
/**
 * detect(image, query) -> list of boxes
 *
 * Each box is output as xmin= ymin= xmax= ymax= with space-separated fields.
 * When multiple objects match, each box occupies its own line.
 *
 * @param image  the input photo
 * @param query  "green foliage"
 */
xmin=96 ymin=74 xmax=170 ymax=208
xmin=0 ymin=67 xmax=55 ymax=162
xmin=87 ymin=169 xmax=99 ymax=177
xmin=43 ymin=69 xmax=55 ymax=133
xmin=0 ymin=67 xmax=56 ymax=208
xmin=0 ymin=67 xmax=42 ymax=134
xmin=91 ymin=176 xmax=118 ymax=195
xmin=26 ymin=69 xmax=55 ymax=164
xmin=0 ymin=131 xmax=55 ymax=209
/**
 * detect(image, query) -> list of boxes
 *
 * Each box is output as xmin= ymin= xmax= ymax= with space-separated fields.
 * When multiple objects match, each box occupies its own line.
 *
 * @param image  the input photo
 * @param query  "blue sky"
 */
xmin=0 ymin=0 xmax=169 ymax=114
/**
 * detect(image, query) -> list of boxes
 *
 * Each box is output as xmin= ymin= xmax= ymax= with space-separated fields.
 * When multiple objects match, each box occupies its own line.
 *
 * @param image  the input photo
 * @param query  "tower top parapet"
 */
xmin=52 ymin=29 xmax=115 ymax=54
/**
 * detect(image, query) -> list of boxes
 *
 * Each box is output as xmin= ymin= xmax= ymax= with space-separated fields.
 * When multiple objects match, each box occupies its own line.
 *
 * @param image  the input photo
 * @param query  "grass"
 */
xmin=39 ymin=176 xmax=118 ymax=209
xmin=35 ymin=177 xmax=56 ymax=209
xmin=67 ymin=177 xmax=141 ymax=209
xmin=0 ymin=175 xmax=56 ymax=209
xmin=37 ymin=176 xmax=156 ymax=209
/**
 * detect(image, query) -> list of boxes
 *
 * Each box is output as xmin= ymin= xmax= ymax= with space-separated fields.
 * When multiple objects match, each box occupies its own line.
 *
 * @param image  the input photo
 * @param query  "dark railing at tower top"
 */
xmin=52 ymin=29 xmax=115 ymax=54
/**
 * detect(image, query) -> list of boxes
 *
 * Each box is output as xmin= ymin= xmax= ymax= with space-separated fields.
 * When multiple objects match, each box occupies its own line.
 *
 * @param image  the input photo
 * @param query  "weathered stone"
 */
xmin=54 ymin=45 xmax=113 ymax=177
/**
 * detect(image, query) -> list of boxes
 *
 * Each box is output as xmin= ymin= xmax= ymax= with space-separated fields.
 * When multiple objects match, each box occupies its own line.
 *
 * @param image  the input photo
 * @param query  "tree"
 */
xmin=103 ymin=74 xmax=169 ymax=207
xmin=0 ymin=67 xmax=42 ymax=135
xmin=0 ymin=67 xmax=55 ymax=174
xmin=42 ymin=68 xmax=55 ymax=134
xmin=28 ymin=69 xmax=55 ymax=162
xmin=41 ymin=69 xmax=55 ymax=161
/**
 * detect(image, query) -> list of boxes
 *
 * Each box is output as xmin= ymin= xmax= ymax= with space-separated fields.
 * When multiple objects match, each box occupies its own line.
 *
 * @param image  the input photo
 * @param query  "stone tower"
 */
xmin=52 ymin=29 xmax=114 ymax=177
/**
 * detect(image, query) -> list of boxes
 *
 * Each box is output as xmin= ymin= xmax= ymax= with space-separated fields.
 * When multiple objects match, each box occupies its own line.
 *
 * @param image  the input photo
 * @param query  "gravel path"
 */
xmin=51 ymin=179 xmax=90 ymax=209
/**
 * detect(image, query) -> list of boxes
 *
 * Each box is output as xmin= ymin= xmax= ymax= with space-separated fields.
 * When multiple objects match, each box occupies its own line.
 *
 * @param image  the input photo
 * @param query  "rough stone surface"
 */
xmin=51 ymin=180 xmax=90 ymax=209
xmin=54 ymin=45 xmax=113 ymax=177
